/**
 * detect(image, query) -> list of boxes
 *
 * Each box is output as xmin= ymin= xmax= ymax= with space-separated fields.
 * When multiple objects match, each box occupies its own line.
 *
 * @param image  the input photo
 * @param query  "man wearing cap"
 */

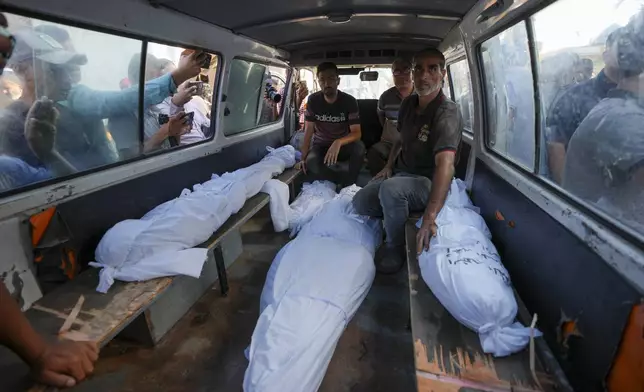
xmin=0 ymin=15 xmax=99 ymax=390
xmin=367 ymin=58 xmax=413 ymax=176
xmin=0 ymin=28 xmax=205 ymax=172
xmin=563 ymin=17 xmax=644 ymax=230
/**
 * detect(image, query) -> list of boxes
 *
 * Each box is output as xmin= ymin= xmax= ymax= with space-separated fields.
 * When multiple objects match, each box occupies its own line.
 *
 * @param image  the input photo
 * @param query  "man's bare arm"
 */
xmin=0 ymin=282 xmax=99 ymax=388
xmin=425 ymin=151 xmax=455 ymax=220
xmin=337 ymin=123 xmax=362 ymax=146
xmin=547 ymin=141 xmax=566 ymax=184
xmin=417 ymin=151 xmax=456 ymax=253
xmin=300 ymin=120 xmax=315 ymax=159
xmin=385 ymin=138 xmax=402 ymax=169
xmin=0 ymin=283 xmax=47 ymax=368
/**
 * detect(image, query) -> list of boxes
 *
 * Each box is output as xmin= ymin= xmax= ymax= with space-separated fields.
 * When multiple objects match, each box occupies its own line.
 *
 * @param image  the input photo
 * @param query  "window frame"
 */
xmin=471 ymin=2 xmax=644 ymax=254
xmin=221 ymin=56 xmax=291 ymax=137
xmin=477 ymin=19 xmax=538 ymax=175
xmin=446 ymin=57 xmax=475 ymax=135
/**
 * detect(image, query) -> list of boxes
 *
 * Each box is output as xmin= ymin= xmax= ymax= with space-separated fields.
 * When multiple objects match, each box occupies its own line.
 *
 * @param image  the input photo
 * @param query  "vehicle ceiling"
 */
xmin=153 ymin=0 xmax=478 ymax=53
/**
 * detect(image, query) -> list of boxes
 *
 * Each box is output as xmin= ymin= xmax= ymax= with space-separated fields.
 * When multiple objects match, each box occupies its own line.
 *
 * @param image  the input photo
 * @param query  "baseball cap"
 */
xmin=7 ymin=29 xmax=87 ymax=68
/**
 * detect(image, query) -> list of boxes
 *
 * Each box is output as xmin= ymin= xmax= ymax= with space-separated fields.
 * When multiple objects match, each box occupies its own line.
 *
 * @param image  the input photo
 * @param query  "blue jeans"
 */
xmin=352 ymin=173 xmax=431 ymax=247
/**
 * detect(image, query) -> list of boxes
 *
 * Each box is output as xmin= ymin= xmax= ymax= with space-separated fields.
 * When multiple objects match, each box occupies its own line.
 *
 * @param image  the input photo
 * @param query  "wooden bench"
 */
xmin=198 ymin=167 xmax=301 ymax=297
xmin=1 ymin=167 xmax=300 ymax=391
xmin=405 ymin=220 xmax=572 ymax=392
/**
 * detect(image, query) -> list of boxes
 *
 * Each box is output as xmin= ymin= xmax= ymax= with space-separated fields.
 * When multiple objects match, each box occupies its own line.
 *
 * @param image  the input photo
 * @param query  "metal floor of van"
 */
xmin=70 ymin=208 xmax=416 ymax=392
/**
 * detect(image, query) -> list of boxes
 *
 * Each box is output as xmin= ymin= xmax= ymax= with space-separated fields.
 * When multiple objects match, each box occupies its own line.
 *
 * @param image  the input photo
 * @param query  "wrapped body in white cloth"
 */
xmin=418 ymin=179 xmax=540 ymax=357
xmin=90 ymin=145 xmax=296 ymax=293
xmin=244 ymin=186 xmax=381 ymax=392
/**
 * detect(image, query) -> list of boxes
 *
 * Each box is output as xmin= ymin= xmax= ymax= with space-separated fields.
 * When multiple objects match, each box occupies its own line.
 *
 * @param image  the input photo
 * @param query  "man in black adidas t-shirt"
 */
xmin=297 ymin=62 xmax=365 ymax=186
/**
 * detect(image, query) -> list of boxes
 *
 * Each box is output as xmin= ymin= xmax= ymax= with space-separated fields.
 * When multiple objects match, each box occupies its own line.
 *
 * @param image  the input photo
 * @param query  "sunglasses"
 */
xmin=392 ymin=69 xmax=411 ymax=76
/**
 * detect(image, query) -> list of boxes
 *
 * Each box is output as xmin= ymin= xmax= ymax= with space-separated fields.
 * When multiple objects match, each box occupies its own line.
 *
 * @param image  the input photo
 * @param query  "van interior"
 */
xmin=0 ymin=0 xmax=643 ymax=391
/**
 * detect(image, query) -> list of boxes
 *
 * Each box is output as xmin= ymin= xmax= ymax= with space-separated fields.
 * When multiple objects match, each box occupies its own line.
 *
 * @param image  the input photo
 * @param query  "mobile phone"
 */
xmin=182 ymin=111 xmax=194 ymax=126
xmin=158 ymin=113 xmax=170 ymax=125
xmin=199 ymin=53 xmax=212 ymax=69
xmin=188 ymin=81 xmax=204 ymax=96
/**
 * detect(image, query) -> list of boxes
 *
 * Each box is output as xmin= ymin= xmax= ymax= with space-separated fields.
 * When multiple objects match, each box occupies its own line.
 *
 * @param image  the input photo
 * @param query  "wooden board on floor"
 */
xmin=405 ymin=221 xmax=554 ymax=392
xmin=25 ymin=268 xmax=173 ymax=346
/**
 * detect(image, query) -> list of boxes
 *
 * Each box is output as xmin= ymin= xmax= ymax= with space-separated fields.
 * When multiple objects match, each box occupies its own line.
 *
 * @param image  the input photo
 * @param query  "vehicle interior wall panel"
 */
xmin=56 ymin=128 xmax=284 ymax=268
xmin=1 ymin=0 xmax=288 ymax=61
xmin=160 ymin=0 xmax=475 ymax=31
xmin=456 ymin=138 xmax=471 ymax=181
xmin=471 ymin=160 xmax=640 ymax=392
xmin=235 ymin=16 xmax=456 ymax=48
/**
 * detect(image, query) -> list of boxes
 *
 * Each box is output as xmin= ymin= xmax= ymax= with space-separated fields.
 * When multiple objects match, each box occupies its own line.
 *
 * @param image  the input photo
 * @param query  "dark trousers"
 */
xmin=367 ymin=141 xmax=393 ymax=176
xmin=306 ymin=140 xmax=366 ymax=187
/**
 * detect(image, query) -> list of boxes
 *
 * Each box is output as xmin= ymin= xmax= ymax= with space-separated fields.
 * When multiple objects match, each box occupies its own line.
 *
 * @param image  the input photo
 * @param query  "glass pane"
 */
xmin=442 ymin=76 xmax=452 ymax=100
xmin=449 ymin=60 xmax=474 ymax=131
xmin=131 ymin=43 xmax=217 ymax=154
xmin=223 ymin=59 xmax=288 ymax=136
xmin=533 ymin=0 xmax=644 ymax=233
xmin=337 ymin=67 xmax=393 ymax=100
xmin=0 ymin=14 xmax=142 ymax=192
xmin=480 ymin=21 xmax=536 ymax=170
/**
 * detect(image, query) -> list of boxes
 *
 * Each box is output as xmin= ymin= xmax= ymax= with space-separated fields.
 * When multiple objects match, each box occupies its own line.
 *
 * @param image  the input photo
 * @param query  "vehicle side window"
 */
xmin=532 ymin=0 xmax=644 ymax=234
xmin=137 ymin=42 xmax=218 ymax=153
xmin=0 ymin=14 xmax=142 ymax=192
xmin=480 ymin=21 xmax=536 ymax=171
xmin=299 ymin=68 xmax=317 ymax=93
xmin=442 ymin=75 xmax=452 ymax=100
xmin=223 ymin=59 xmax=288 ymax=136
xmin=0 ymin=12 xmax=220 ymax=196
xmin=449 ymin=60 xmax=474 ymax=132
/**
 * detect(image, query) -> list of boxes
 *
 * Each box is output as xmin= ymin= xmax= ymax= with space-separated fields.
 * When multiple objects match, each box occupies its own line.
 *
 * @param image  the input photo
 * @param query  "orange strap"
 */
xmin=29 ymin=207 xmax=56 ymax=247
xmin=607 ymin=303 xmax=644 ymax=391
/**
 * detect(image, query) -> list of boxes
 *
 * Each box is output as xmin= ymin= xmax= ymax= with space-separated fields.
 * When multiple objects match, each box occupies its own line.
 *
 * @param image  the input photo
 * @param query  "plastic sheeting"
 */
xmin=244 ymin=186 xmax=381 ymax=392
xmin=90 ymin=145 xmax=296 ymax=293
xmin=288 ymin=181 xmax=337 ymax=237
xmin=261 ymin=179 xmax=290 ymax=233
xmin=417 ymin=179 xmax=540 ymax=357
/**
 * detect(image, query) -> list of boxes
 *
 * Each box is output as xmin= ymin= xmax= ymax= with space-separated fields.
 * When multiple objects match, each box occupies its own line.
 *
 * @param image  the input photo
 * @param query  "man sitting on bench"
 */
xmin=353 ymin=48 xmax=462 ymax=274
xmin=296 ymin=62 xmax=365 ymax=187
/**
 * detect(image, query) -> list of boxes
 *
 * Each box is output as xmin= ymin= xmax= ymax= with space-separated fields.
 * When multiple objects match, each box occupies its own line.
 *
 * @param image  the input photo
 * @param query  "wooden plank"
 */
xmin=405 ymin=221 xmax=554 ymax=392
xmin=198 ymin=167 xmax=301 ymax=250
xmin=24 ymin=268 xmax=173 ymax=347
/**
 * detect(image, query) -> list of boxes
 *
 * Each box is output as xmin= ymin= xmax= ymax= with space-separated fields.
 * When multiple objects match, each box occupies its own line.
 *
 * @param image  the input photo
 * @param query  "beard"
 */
xmin=323 ymin=87 xmax=336 ymax=97
xmin=415 ymin=82 xmax=441 ymax=97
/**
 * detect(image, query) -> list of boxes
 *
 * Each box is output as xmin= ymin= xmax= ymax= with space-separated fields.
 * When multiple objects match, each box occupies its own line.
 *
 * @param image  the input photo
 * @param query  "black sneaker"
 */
xmin=375 ymin=244 xmax=405 ymax=274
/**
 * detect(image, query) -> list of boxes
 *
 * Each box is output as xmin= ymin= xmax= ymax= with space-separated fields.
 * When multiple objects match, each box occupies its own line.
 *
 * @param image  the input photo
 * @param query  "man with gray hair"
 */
xmin=367 ymin=57 xmax=413 ymax=176
xmin=353 ymin=48 xmax=462 ymax=273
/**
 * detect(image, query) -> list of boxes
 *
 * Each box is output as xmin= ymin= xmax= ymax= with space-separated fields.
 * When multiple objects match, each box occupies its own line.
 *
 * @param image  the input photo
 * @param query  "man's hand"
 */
xmin=32 ymin=340 xmax=99 ymax=388
xmin=324 ymin=140 xmax=342 ymax=166
xmin=374 ymin=165 xmax=392 ymax=180
xmin=172 ymin=51 xmax=209 ymax=86
xmin=295 ymin=160 xmax=307 ymax=175
xmin=172 ymin=82 xmax=198 ymax=106
xmin=416 ymin=217 xmax=437 ymax=254
xmin=25 ymin=97 xmax=58 ymax=159
xmin=167 ymin=112 xmax=191 ymax=138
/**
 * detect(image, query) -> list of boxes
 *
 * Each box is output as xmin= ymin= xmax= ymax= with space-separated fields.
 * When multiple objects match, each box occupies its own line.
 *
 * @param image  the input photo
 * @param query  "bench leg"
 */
xmin=213 ymin=245 xmax=229 ymax=297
